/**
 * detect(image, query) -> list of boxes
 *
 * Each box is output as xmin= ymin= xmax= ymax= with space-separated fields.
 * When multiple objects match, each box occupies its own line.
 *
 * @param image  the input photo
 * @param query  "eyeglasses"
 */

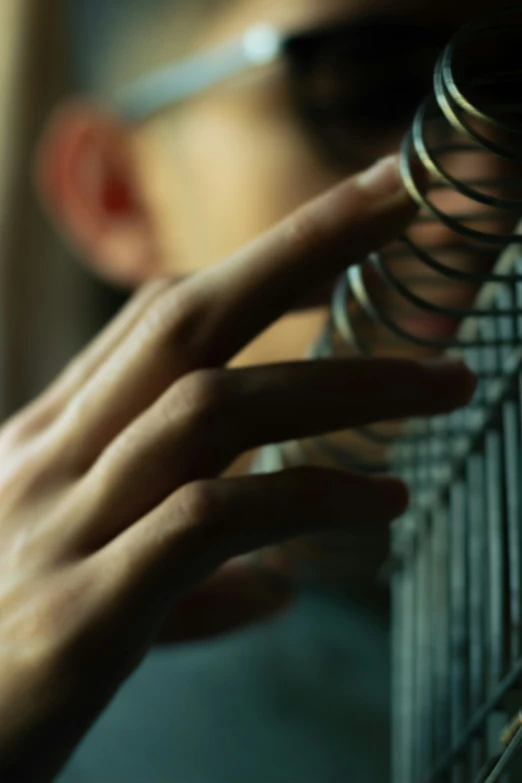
xmin=113 ymin=15 xmax=456 ymax=169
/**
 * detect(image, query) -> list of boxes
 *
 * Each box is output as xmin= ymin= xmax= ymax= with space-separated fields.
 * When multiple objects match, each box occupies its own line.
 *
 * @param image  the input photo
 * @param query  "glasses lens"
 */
xmin=285 ymin=19 xmax=455 ymax=168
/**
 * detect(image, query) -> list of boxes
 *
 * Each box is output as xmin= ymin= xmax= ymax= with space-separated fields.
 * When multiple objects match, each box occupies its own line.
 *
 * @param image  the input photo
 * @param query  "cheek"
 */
xmin=169 ymin=97 xmax=344 ymax=266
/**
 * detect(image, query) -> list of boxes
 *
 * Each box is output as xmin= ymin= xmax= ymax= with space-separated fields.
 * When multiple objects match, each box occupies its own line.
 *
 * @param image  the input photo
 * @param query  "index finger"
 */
xmin=50 ymin=156 xmax=418 ymax=468
xmin=182 ymin=154 xmax=419 ymax=366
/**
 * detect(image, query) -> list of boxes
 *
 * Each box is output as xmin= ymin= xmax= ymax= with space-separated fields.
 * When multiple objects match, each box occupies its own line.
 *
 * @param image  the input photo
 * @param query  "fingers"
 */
xmin=4 ymin=279 xmax=173 ymax=442
xmin=68 ymin=355 xmax=474 ymax=549
xmin=53 ymin=156 xmax=418 ymax=470
xmin=47 ymin=279 xmax=173 ymax=402
xmin=95 ymin=466 xmax=409 ymax=604
xmin=181 ymin=155 xmax=418 ymax=366
xmin=154 ymin=557 xmax=293 ymax=644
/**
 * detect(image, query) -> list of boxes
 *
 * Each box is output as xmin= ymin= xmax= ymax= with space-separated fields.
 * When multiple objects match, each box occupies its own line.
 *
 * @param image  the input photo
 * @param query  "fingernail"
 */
xmin=357 ymin=154 xmax=404 ymax=198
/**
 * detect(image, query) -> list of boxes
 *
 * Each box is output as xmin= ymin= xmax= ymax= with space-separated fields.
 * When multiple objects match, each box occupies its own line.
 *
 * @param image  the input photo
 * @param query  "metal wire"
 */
xmin=251 ymin=5 xmax=522 ymax=778
xmin=387 ymin=6 xmax=522 ymax=781
xmin=284 ymin=4 xmax=522 ymax=781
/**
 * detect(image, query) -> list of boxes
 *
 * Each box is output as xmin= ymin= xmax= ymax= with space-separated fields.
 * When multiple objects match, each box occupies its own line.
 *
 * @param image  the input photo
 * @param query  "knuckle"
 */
xmin=60 ymin=393 xmax=90 ymax=436
xmin=176 ymin=479 xmax=221 ymax=530
xmin=140 ymin=285 xmax=200 ymax=355
xmin=139 ymin=294 xmax=175 ymax=339
xmin=0 ymin=403 xmax=50 ymax=449
xmin=0 ymin=414 xmax=29 ymax=450
xmin=283 ymin=204 xmax=325 ymax=257
xmin=102 ymin=425 xmax=140 ymax=470
xmin=173 ymin=369 xmax=229 ymax=421
xmin=139 ymin=275 xmax=174 ymax=299
xmin=0 ymin=434 xmax=63 ymax=502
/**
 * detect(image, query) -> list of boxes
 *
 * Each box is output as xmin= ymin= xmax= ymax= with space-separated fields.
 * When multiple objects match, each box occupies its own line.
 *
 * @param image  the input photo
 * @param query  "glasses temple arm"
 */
xmin=112 ymin=23 xmax=283 ymax=122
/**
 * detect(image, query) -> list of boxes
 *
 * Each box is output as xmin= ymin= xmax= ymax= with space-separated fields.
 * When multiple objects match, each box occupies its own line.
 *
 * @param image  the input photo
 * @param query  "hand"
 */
xmin=0 ymin=155 xmax=475 ymax=782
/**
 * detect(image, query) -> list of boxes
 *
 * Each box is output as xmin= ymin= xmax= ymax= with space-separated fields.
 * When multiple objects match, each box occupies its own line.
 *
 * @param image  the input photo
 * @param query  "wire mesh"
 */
xmin=308 ymin=4 xmax=522 ymax=780
xmin=252 ymin=4 xmax=522 ymax=778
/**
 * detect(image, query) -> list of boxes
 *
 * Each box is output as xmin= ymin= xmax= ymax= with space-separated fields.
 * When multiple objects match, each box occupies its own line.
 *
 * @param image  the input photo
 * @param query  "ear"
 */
xmin=35 ymin=102 xmax=161 ymax=289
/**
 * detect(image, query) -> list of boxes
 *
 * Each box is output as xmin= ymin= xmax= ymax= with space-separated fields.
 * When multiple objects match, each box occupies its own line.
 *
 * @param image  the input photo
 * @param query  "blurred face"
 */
xmin=131 ymin=0 xmax=497 ymax=273
xmin=39 ymin=0 xmax=503 ymax=371
xmin=124 ymin=0 xmax=501 ymax=366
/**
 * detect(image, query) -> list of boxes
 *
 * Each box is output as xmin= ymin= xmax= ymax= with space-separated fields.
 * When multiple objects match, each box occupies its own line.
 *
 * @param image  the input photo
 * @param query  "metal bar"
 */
xmin=502 ymin=397 xmax=521 ymax=668
xmin=418 ymin=508 xmax=433 ymax=777
xmin=392 ymin=520 xmax=406 ymax=783
xmin=467 ymin=452 xmax=487 ymax=778
xmin=450 ymin=480 xmax=468 ymax=783
xmin=402 ymin=522 xmax=417 ymax=783
xmin=424 ymin=657 xmax=522 ymax=783
xmin=482 ymin=724 xmax=522 ymax=783
xmin=485 ymin=427 xmax=505 ymax=693
xmin=432 ymin=505 xmax=452 ymax=761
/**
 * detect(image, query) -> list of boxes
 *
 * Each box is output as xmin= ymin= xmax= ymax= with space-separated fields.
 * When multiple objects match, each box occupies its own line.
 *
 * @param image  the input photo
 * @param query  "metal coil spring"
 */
xmin=276 ymin=3 xmax=522 ymax=483
xmin=364 ymin=6 xmax=522 ymax=783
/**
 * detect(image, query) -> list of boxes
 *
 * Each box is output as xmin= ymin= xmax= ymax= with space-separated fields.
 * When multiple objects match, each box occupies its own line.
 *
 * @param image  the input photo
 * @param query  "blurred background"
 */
xmin=0 ymin=0 xmax=127 ymax=422
xmin=1 ymin=7 xmax=392 ymax=783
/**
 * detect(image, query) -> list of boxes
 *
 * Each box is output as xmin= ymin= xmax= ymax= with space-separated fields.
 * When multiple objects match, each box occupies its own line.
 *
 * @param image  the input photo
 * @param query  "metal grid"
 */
xmin=254 ymin=5 xmax=522 ymax=779
xmin=308 ymin=5 xmax=522 ymax=780
xmin=385 ymin=6 xmax=522 ymax=781
xmin=391 ymin=239 xmax=522 ymax=783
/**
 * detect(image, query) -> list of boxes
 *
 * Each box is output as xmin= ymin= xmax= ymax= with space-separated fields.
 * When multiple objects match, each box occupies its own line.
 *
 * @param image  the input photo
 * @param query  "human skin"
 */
xmin=0 ymin=0 xmax=499 ymax=778
xmin=0 ymin=156 xmax=476 ymax=782
xmin=39 ymin=0 xmax=500 ymax=371
xmin=37 ymin=0 xmax=501 ymax=505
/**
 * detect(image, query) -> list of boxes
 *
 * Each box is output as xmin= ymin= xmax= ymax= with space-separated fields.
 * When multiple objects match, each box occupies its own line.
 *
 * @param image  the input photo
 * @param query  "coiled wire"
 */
xmin=263 ymin=5 xmax=522 ymax=782
xmin=281 ymin=3 xmax=522 ymax=484
xmin=340 ymin=6 xmax=522 ymax=783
